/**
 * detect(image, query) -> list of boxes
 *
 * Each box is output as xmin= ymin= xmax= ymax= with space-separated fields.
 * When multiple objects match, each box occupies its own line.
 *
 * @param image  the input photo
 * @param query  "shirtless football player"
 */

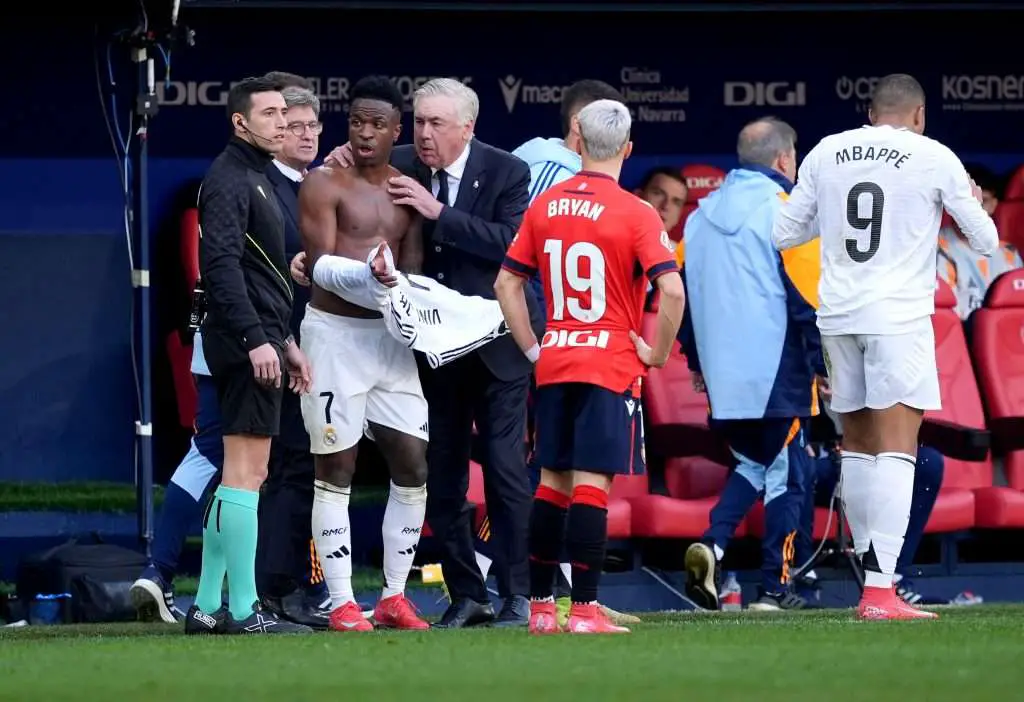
xmin=297 ymin=75 xmax=429 ymax=632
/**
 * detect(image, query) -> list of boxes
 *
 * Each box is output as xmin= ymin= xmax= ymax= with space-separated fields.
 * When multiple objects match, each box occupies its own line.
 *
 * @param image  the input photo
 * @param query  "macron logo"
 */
xmin=499 ymin=76 xmax=522 ymax=113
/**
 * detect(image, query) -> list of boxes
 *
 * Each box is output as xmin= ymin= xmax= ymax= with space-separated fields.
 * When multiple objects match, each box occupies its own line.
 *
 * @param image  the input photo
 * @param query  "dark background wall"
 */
xmin=1 ymin=1 xmax=1021 ymax=483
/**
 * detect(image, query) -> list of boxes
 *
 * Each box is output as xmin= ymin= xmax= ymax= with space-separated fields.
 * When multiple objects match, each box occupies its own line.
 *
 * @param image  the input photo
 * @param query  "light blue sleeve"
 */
xmin=528 ymin=162 xmax=574 ymax=204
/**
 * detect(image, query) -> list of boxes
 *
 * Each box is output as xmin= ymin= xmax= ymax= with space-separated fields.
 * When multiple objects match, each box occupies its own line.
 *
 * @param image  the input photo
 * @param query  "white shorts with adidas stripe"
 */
xmin=300 ymin=304 xmax=428 ymax=453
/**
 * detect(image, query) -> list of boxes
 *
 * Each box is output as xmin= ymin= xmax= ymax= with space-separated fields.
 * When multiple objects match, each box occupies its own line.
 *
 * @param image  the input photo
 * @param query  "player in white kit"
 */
xmin=771 ymin=74 xmax=998 ymax=620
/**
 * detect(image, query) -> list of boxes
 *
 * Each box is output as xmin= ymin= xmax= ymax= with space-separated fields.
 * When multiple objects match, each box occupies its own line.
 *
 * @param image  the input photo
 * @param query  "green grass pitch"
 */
xmin=2 ymin=606 xmax=1022 ymax=702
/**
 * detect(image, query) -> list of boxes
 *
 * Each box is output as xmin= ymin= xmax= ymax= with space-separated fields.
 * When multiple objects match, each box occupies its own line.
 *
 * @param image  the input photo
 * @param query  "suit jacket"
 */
xmin=390 ymin=139 xmax=542 ymax=381
xmin=265 ymin=161 xmax=312 ymax=450
xmin=265 ymin=162 xmax=311 ymax=341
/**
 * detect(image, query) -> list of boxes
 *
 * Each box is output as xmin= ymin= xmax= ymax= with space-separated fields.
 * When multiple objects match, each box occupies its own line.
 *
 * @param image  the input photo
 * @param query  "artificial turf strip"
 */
xmin=0 ymin=482 xmax=388 ymax=512
xmin=1 ymin=606 xmax=1021 ymax=702
xmin=0 ymin=567 xmax=438 ymax=598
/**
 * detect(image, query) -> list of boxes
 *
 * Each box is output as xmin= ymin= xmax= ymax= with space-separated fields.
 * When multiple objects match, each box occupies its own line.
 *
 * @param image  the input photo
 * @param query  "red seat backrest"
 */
xmin=996 ymin=164 xmax=1024 ymax=252
xmin=1004 ymin=164 xmax=1024 ymax=200
xmin=169 ymin=208 xmax=201 ymax=429
xmin=971 ymin=269 xmax=1024 ymax=421
xmin=665 ymin=457 xmax=729 ymax=499
xmin=181 ymin=208 xmax=200 ymax=294
xmin=668 ymin=164 xmax=726 ymax=241
xmin=640 ymin=313 xmax=709 ymax=427
xmin=610 ymin=474 xmax=650 ymax=500
xmin=468 ymin=461 xmax=486 ymax=505
xmin=994 ymin=201 xmax=1024 ymax=253
xmin=928 ymin=278 xmax=992 ymax=488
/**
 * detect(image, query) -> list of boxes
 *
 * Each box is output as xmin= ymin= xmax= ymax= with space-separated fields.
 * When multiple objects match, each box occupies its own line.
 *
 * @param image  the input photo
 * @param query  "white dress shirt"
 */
xmin=273 ymin=159 xmax=305 ymax=182
xmin=430 ymin=143 xmax=471 ymax=206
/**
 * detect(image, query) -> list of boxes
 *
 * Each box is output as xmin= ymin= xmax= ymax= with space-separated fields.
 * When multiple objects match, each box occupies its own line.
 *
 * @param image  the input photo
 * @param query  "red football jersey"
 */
xmin=503 ymin=171 xmax=677 ymax=395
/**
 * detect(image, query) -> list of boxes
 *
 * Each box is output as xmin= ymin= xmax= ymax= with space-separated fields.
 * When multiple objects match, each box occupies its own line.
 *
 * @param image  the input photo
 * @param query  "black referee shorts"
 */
xmin=214 ymin=361 xmax=283 ymax=437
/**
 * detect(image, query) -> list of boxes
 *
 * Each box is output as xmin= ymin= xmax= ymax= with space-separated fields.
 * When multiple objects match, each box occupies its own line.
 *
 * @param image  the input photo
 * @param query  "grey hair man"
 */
xmin=737 ymin=117 xmax=798 ymax=183
xmin=680 ymin=115 xmax=824 ymax=614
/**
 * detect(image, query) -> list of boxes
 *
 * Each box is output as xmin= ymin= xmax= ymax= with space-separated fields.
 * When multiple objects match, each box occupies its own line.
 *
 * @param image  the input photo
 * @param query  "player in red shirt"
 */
xmin=494 ymin=99 xmax=684 ymax=634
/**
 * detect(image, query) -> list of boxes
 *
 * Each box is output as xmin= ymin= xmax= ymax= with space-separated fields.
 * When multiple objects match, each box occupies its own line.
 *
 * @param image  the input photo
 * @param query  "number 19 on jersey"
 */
xmin=543 ymin=239 xmax=607 ymax=323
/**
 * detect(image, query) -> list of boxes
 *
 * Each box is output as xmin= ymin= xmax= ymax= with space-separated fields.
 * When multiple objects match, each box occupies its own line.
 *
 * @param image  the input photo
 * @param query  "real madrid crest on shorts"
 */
xmin=323 ymin=425 xmax=337 ymax=447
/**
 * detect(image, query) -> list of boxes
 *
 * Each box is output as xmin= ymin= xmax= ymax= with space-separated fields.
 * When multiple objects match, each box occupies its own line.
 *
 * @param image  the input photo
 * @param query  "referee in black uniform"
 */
xmin=185 ymin=76 xmax=313 ymax=635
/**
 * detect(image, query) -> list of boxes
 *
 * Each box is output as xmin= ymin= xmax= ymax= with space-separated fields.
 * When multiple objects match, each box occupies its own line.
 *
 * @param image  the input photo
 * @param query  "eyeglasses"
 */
xmin=287 ymin=121 xmax=323 ymax=136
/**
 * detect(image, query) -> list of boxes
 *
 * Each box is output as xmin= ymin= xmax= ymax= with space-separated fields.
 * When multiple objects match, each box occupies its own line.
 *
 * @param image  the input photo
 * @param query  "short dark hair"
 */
xmin=263 ymin=71 xmax=313 ymax=91
xmin=637 ymin=166 xmax=686 ymax=193
xmin=227 ymin=76 xmax=280 ymax=120
xmin=350 ymin=75 xmax=404 ymax=113
xmin=870 ymin=73 xmax=926 ymax=116
xmin=561 ymin=80 xmax=624 ymax=138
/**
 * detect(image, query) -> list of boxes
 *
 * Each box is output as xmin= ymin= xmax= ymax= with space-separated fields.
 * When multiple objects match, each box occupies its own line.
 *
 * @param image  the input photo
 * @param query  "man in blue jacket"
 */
xmin=679 ymin=118 xmax=827 ymax=611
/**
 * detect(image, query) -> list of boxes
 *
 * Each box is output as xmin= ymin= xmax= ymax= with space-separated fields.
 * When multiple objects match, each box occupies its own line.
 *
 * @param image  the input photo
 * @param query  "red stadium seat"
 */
xmin=994 ymin=201 xmax=1024 ymax=253
xmin=745 ymin=501 xmax=839 ymax=541
xmin=668 ymin=163 xmax=726 ymax=242
xmin=167 ymin=207 xmax=201 ymax=429
xmin=970 ymin=268 xmax=1024 ymax=527
xmin=665 ymin=457 xmax=728 ymax=499
xmin=995 ymin=165 xmax=1024 ymax=252
xmin=639 ymin=312 xmax=730 ymax=464
xmin=972 ymin=449 xmax=1024 ymax=527
xmin=922 ymin=279 xmax=988 ymax=531
xmin=607 ymin=474 xmax=648 ymax=539
xmin=625 ymin=457 xmax=744 ymax=540
xmin=921 ymin=279 xmax=991 ymax=465
xmin=971 ymin=269 xmax=1024 ymax=453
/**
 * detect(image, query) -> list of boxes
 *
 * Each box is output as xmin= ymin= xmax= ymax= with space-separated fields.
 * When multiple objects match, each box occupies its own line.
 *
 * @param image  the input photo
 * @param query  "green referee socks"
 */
xmin=195 ymin=494 xmax=227 ymax=615
xmin=195 ymin=485 xmax=261 ymax=620
xmin=215 ymin=485 xmax=261 ymax=620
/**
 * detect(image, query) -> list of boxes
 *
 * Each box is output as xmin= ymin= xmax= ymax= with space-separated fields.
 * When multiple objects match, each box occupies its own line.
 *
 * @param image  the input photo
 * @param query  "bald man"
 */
xmin=679 ymin=117 xmax=822 ymax=612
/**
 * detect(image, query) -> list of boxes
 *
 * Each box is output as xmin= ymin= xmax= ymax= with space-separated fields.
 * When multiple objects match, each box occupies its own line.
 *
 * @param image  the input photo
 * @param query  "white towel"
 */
xmin=311 ymin=245 xmax=508 ymax=368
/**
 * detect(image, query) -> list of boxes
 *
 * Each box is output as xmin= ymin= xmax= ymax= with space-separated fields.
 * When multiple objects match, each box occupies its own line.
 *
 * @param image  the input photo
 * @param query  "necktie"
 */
xmin=436 ymin=169 xmax=450 ymax=206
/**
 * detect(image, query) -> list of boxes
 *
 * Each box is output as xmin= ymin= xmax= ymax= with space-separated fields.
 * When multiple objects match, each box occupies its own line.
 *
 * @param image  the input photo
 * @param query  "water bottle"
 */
xmin=720 ymin=572 xmax=742 ymax=611
xmin=29 ymin=593 xmax=71 ymax=625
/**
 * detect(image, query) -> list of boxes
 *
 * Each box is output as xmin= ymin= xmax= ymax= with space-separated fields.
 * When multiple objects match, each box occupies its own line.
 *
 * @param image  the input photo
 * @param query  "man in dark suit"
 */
xmin=320 ymin=78 xmax=538 ymax=627
xmin=255 ymin=82 xmax=330 ymax=627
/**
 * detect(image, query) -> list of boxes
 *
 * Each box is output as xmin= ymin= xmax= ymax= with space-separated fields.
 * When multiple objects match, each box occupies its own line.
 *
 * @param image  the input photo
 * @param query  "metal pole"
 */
xmin=132 ymin=46 xmax=157 ymax=558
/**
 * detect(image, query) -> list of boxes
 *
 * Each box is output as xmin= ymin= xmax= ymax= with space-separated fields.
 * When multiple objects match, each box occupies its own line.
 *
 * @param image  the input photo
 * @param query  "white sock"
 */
xmin=839 ymin=451 xmax=875 ymax=556
xmin=381 ymin=481 xmax=427 ymax=600
xmin=713 ymin=544 xmax=725 ymax=561
xmin=312 ymin=479 xmax=354 ymax=608
xmin=865 ymin=452 xmax=915 ymax=589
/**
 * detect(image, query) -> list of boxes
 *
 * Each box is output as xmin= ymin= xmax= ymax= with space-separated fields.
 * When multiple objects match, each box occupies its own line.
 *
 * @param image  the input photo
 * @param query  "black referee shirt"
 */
xmin=199 ymin=136 xmax=293 ymax=360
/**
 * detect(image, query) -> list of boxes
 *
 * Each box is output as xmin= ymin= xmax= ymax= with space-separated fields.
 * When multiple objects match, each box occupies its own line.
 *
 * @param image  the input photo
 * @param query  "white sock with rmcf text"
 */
xmin=312 ymin=480 xmax=354 ymax=608
xmin=381 ymin=482 xmax=427 ymax=600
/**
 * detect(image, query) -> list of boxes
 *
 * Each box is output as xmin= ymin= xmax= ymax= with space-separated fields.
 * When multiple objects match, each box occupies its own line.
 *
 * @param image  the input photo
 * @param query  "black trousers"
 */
xmin=421 ymin=352 xmax=531 ymax=602
xmin=256 ymin=387 xmax=320 ymax=597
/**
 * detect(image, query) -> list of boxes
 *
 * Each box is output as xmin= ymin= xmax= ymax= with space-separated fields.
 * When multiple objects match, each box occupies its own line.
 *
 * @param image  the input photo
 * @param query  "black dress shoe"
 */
xmin=492 ymin=595 xmax=529 ymax=628
xmin=431 ymin=598 xmax=495 ymax=629
xmin=261 ymin=590 xmax=330 ymax=630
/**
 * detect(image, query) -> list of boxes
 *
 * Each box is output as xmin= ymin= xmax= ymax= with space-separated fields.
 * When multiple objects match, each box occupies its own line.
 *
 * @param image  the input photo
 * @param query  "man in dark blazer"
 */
xmin=322 ymin=78 xmax=540 ymax=627
xmin=256 ymin=82 xmax=330 ymax=627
